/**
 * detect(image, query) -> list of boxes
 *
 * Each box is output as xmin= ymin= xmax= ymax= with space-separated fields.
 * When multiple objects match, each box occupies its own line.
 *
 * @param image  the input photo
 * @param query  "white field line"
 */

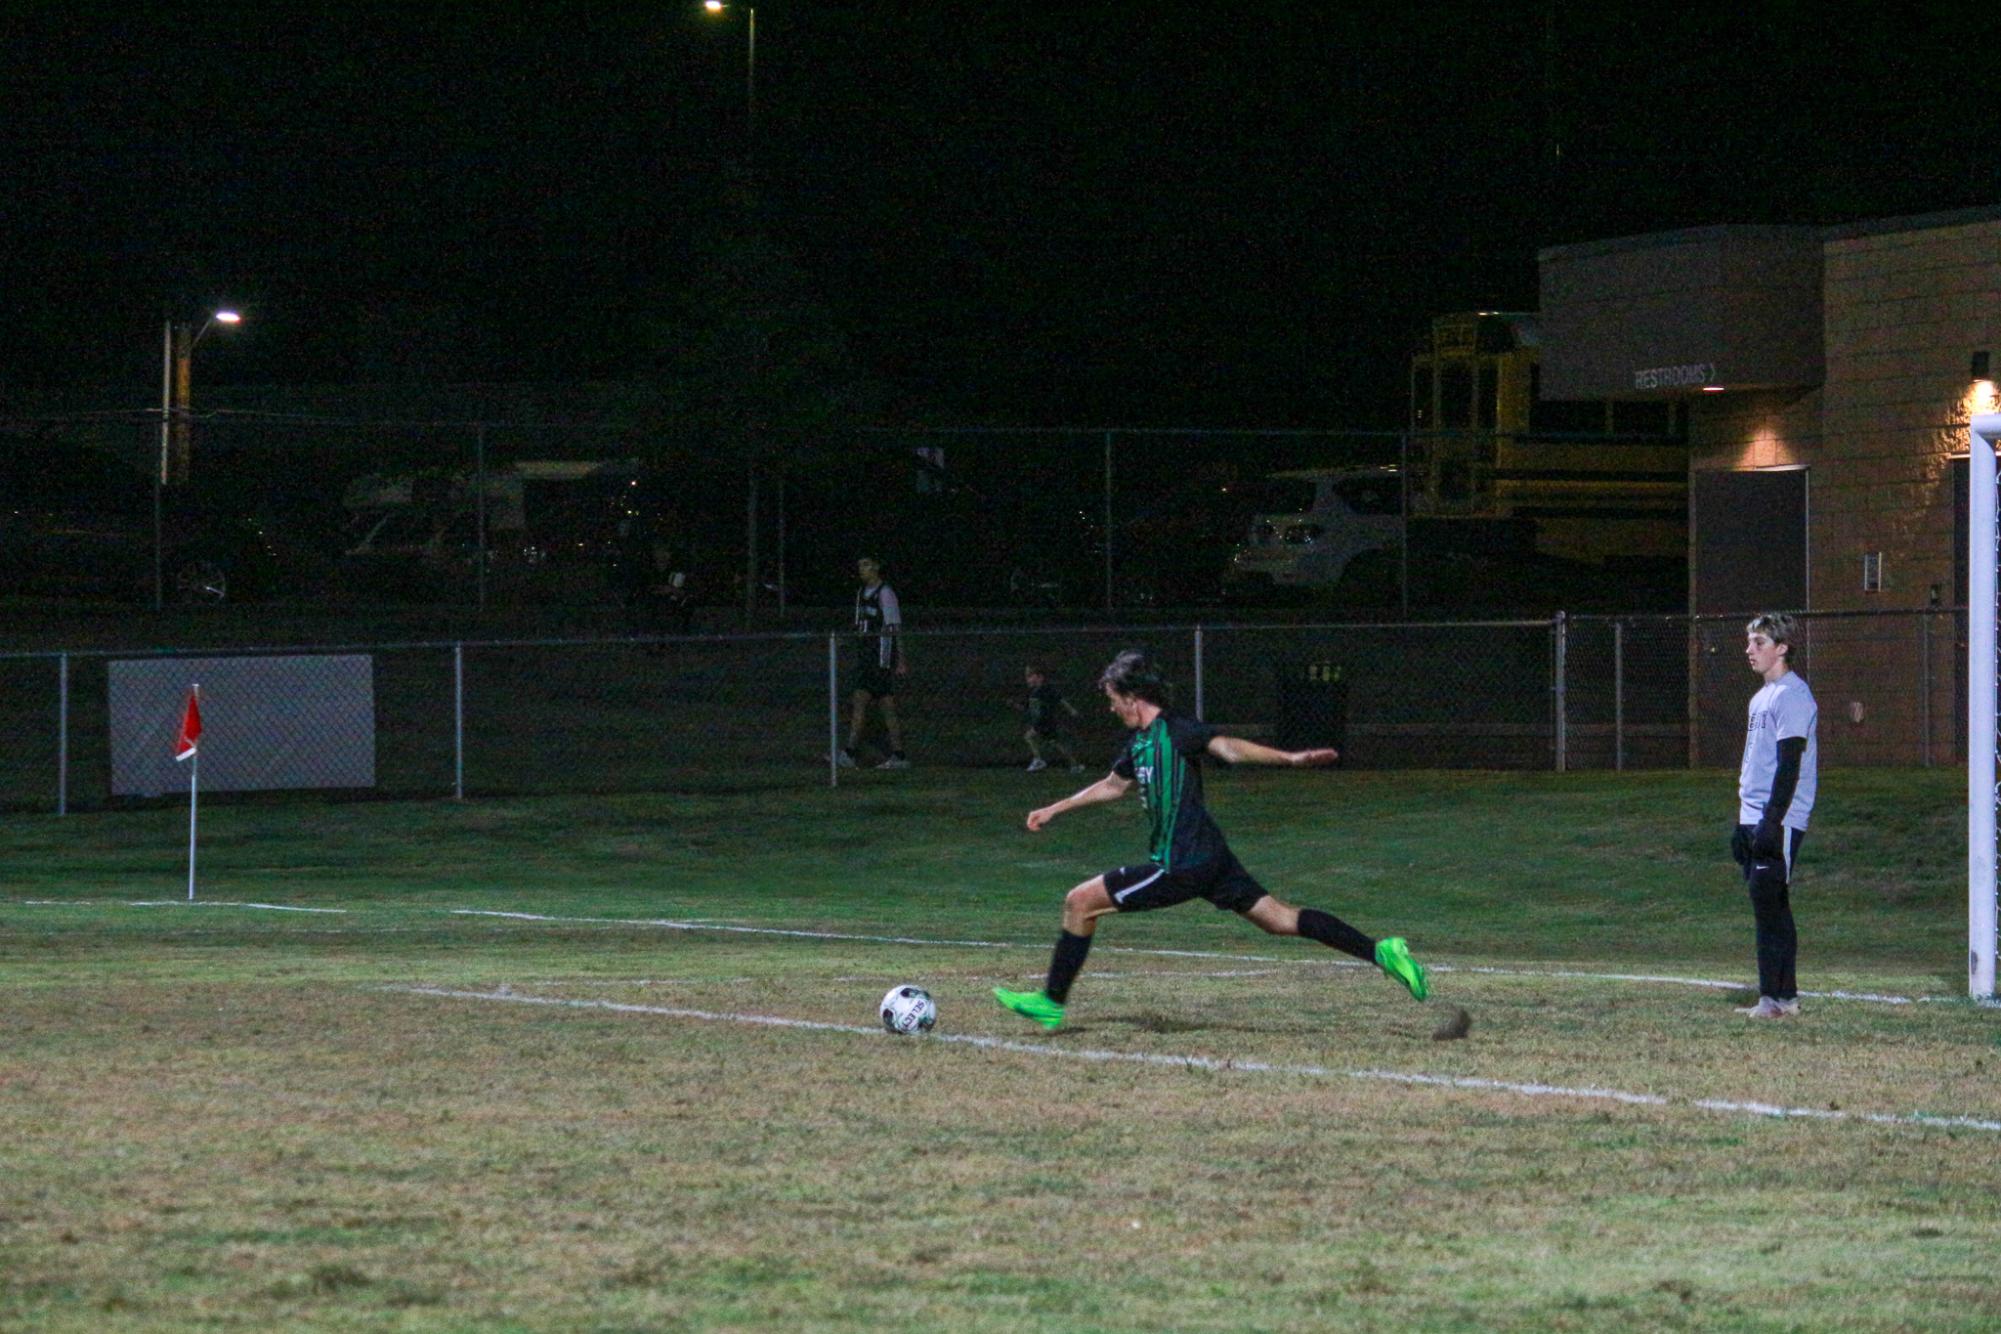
xmin=391 ymin=986 xmax=2001 ymax=1136
xmin=505 ymin=977 xmax=758 ymax=988
xmin=454 ymin=908 xmax=1264 ymax=960
xmin=835 ymin=969 xmax=1287 ymax=983
xmin=124 ymin=900 xmax=348 ymax=914
xmin=1441 ymin=963 xmax=1922 ymax=1006
xmin=444 ymin=909 xmax=1944 ymax=1005
xmin=1 ymin=899 xmax=1956 ymax=1007
xmin=451 ymin=908 xmax=1013 ymax=948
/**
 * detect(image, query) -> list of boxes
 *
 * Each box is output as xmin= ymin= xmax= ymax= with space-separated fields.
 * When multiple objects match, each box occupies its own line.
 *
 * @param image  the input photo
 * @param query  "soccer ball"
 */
xmin=879 ymin=984 xmax=937 ymax=1035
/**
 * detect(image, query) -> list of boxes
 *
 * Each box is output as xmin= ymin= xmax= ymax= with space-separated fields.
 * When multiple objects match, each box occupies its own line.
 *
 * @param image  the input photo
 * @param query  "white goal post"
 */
xmin=1968 ymin=413 xmax=2000 ymax=999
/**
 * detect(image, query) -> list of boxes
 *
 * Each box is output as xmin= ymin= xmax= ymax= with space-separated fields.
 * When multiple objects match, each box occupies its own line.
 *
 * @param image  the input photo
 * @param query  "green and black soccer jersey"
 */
xmin=1111 ymin=713 xmax=1227 ymax=870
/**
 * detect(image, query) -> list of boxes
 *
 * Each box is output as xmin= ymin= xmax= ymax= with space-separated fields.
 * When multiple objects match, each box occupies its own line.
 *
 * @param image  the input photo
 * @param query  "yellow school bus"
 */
xmin=1408 ymin=311 xmax=1686 ymax=563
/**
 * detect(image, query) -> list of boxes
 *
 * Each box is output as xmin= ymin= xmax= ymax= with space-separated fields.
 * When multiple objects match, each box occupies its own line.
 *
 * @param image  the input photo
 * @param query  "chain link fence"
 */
xmin=3 ymin=409 xmax=1690 ymax=626
xmin=7 ymin=411 xmax=1397 ymax=621
xmin=0 ymin=609 xmax=1964 ymax=815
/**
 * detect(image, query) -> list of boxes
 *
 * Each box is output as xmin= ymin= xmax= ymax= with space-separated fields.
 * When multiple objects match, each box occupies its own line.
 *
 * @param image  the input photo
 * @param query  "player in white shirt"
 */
xmin=1732 ymin=612 xmax=1818 ymax=1018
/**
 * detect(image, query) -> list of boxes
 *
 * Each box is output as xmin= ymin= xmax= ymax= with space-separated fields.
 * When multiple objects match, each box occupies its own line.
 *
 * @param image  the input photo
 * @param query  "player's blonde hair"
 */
xmin=1745 ymin=612 xmax=1799 ymax=664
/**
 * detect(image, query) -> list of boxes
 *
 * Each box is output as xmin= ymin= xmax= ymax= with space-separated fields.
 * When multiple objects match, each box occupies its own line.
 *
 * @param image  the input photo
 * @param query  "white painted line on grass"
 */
xmin=1685 ymin=1096 xmax=2001 ymax=1133
xmin=444 ymin=909 xmax=1943 ymax=1005
xmin=1449 ymin=964 xmax=1738 ymax=989
xmin=391 ymin=986 xmax=2001 ymax=1136
xmin=451 ymin=908 xmax=1016 ymax=948
xmin=1347 ymin=1067 xmax=1665 ymax=1108
xmin=836 ymin=969 xmax=1287 ymax=984
xmin=125 ymin=900 xmax=348 ymax=914
xmin=447 ymin=909 xmax=1262 ymax=961
xmin=1108 ymin=946 xmax=1284 ymax=960
xmin=512 ymin=977 xmax=757 ymax=988
xmin=1442 ymin=964 xmax=1921 ymax=1006
xmin=6 ymin=898 xmax=1951 ymax=1008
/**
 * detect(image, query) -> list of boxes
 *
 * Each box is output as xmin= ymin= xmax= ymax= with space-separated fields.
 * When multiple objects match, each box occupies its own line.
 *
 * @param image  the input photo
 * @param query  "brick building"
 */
xmin=1538 ymin=207 xmax=2001 ymax=764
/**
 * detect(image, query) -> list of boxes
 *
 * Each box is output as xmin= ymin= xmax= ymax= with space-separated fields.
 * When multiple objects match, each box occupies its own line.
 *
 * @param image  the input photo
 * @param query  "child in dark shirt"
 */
xmin=1023 ymin=664 xmax=1083 ymax=773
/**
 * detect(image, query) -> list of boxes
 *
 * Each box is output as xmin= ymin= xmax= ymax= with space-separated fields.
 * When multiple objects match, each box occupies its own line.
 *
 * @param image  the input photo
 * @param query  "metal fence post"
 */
xmin=1920 ymin=610 xmax=1932 ymax=768
xmin=1613 ymin=618 xmax=1625 ymax=773
xmin=474 ymin=423 xmax=488 ymax=612
xmin=829 ymin=633 xmax=840 ymax=788
xmin=1398 ymin=430 xmax=1411 ymax=619
xmin=57 ymin=653 xmax=69 ymax=817
xmin=453 ymin=642 xmax=465 ymax=801
xmin=1194 ymin=625 xmax=1205 ymax=720
xmin=151 ymin=463 xmax=165 ymax=612
xmin=1553 ymin=611 xmax=1568 ymax=772
xmin=1685 ymin=615 xmax=1700 ymax=770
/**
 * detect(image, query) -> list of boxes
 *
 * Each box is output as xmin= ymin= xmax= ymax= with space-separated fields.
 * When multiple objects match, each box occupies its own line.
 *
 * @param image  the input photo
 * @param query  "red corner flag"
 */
xmin=174 ymin=687 xmax=202 ymax=762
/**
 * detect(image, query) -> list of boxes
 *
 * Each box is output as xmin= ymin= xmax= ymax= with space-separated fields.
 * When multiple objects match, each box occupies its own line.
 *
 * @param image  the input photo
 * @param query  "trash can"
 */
xmin=1274 ymin=660 xmax=1348 ymax=756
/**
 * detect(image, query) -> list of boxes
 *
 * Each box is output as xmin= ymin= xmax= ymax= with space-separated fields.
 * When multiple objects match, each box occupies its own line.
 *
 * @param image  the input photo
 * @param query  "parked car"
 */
xmin=1222 ymin=468 xmax=1403 ymax=602
xmin=329 ymin=459 xmax=725 ymax=608
xmin=0 ymin=437 xmax=281 ymax=604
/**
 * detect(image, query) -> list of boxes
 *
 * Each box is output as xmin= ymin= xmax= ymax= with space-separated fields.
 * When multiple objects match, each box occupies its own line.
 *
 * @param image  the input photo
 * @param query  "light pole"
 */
xmin=158 ymin=308 xmax=241 ymax=486
xmin=701 ymin=1 xmax=756 ymax=154
xmin=153 ymin=308 xmax=240 ymax=610
xmin=703 ymin=1 xmax=766 ymax=620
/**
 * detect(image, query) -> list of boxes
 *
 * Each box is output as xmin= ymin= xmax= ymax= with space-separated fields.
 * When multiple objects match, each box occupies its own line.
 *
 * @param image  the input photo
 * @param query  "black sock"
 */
xmin=1045 ymin=930 xmax=1093 ymax=1004
xmin=1297 ymin=908 xmax=1376 ymax=963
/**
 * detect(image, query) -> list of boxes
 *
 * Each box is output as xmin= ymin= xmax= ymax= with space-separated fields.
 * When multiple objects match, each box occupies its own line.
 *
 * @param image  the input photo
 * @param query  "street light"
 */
xmin=159 ymin=307 xmax=242 ymax=486
xmin=153 ymin=307 xmax=242 ymax=610
xmin=703 ymin=1 xmax=768 ymax=619
xmin=701 ymin=0 xmax=756 ymax=154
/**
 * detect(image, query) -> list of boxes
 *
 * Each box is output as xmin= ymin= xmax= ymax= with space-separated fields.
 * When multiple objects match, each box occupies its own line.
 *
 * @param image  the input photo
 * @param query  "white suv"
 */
xmin=1223 ymin=468 xmax=1402 ymax=596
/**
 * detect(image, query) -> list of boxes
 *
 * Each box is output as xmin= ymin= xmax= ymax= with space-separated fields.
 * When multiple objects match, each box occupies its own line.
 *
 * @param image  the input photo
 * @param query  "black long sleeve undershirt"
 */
xmin=1762 ymin=736 xmax=1807 ymax=826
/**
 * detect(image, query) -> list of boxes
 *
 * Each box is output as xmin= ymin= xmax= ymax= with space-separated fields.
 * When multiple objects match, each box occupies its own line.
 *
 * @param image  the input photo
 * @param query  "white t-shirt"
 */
xmin=1738 ymin=671 xmax=1818 ymax=829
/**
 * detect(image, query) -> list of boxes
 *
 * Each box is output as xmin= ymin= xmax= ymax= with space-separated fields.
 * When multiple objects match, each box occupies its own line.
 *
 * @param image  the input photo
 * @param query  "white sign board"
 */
xmin=108 ymin=655 xmax=377 ymax=797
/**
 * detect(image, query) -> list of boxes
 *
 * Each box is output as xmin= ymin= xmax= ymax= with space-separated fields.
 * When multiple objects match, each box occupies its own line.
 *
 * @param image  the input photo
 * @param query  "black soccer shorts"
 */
xmin=1731 ymin=822 xmax=1805 ymax=886
xmin=1103 ymin=854 xmax=1268 ymax=914
xmin=854 ymin=661 xmax=896 ymax=698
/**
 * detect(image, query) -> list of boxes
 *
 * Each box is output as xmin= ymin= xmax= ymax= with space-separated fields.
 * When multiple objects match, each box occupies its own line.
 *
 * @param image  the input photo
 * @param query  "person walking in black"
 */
xmin=1022 ymin=663 xmax=1083 ymax=772
xmin=839 ymin=556 xmax=910 ymax=769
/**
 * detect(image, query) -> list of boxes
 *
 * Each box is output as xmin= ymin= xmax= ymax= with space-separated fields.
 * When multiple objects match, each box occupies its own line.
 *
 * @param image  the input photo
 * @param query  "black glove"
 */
xmin=1751 ymin=818 xmax=1784 ymax=860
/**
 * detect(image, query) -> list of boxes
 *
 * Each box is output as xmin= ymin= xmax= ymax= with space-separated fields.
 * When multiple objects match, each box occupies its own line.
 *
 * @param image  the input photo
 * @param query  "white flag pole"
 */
xmin=1971 ymin=417 xmax=2000 ymax=999
xmin=187 ymin=749 xmax=200 ymax=901
xmin=186 ymin=685 xmax=200 ymax=902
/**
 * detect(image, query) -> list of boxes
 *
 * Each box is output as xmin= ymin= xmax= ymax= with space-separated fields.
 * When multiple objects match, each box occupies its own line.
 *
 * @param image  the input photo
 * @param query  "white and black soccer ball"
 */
xmin=879 ymin=984 xmax=937 ymax=1035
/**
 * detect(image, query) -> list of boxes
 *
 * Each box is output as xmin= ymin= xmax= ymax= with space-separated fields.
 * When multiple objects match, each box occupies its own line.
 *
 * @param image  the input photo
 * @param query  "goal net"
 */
xmin=1969 ymin=414 xmax=2000 ymax=999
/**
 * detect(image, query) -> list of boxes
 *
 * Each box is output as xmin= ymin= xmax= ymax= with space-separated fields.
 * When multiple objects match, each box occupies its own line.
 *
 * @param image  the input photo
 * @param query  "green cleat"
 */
xmin=1374 ymin=936 xmax=1428 ymax=1001
xmin=993 ymin=986 xmax=1066 ymax=1030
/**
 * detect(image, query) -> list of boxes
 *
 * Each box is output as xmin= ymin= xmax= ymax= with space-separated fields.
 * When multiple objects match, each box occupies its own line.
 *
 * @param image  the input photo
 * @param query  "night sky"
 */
xmin=3 ymin=2 xmax=1992 ymax=428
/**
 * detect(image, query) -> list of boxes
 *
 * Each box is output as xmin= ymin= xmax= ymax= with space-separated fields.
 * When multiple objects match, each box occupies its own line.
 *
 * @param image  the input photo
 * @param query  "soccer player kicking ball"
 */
xmin=995 ymin=650 xmax=1429 ymax=1031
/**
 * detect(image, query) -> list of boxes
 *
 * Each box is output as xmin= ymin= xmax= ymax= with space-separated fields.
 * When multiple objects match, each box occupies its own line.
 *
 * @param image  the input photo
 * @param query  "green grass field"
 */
xmin=4 ymin=767 xmax=1998 ymax=1331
